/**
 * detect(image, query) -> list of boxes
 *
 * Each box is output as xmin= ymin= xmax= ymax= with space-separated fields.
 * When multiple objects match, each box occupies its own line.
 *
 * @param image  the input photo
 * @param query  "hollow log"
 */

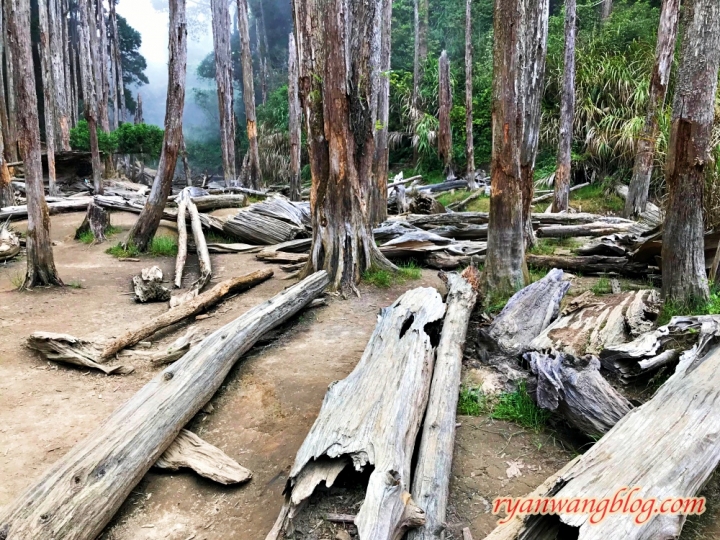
xmin=1 ymin=196 xmax=93 ymax=220
xmin=409 ymin=268 xmax=479 ymax=540
xmin=74 ymin=201 xmax=110 ymax=243
xmin=0 ymin=272 xmax=328 ymax=540
xmin=526 ymin=254 xmax=648 ymax=276
xmin=266 ymin=287 xmax=446 ymax=540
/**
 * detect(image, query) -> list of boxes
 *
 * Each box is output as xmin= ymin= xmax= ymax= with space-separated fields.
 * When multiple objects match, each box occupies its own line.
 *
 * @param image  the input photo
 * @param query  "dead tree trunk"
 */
xmin=295 ymin=0 xmax=397 ymax=293
xmin=38 ymin=0 xmax=58 ymax=196
xmin=520 ymin=0 xmax=549 ymax=247
xmin=464 ymin=0 xmax=475 ymax=188
xmin=74 ymin=201 xmax=110 ymax=243
xmin=49 ymin=0 xmax=70 ymax=150
xmin=174 ymin=195 xmax=188 ymax=288
xmin=134 ymin=92 xmax=144 ymax=124
xmin=484 ymin=0 xmax=526 ymax=295
xmin=438 ymin=51 xmax=453 ymax=177
xmin=109 ymin=0 xmax=126 ymax=125
xmin=288 ymin=33 xmax=301 ymax=202
xmin=600 ymin=0 xmax=612 ymax=20
xmin=370 ymin=0 xmax=393 ymax=225
xmin=0 ymin=4 xmax=10 ymax=163
xmin=236 ymin=0 xmax=261 ymax=189
xmin=3 ymin=0 xmax=18 ymax=162
xmin=662 ymin=0 xmax=720 ymax=304
xmin=624 ymin=0 xmax=680 ymax=218
xmin=0 ymin=5 xmax=12 ymax=207
xmin=553 ymin=0 xmax=576 ymax=213
xmin=90 ymin=0 xmax=110 ymax=132
xmin=412 ymin=0 xmax=429 ymax=116
xmin=0 ymin=272 xmax=329 ymax=540
xmin=126 ymin=0 xmax=187 ymax=252
xmin=7 ymin=0 xmax=62 ymax=288
xmin=180 ymin=134 xmax=192 ymax=186
xmin=211 ymin=0 xmax=236 ymax=186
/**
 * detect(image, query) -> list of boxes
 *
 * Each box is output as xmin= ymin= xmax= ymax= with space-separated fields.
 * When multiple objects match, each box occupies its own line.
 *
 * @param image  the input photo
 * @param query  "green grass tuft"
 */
xmin=9 ymin=271 xmax=23 ymax=289
xmin=106 ymin=243 xmax=140 ymax=258
xmin=491 ymin=381 xmax=551 ymax=431
xmin=77 ymin=230 xmax=95 ymax=245
xmin=571 ymin=184 xmax=625 ymax=214
xmin=458 ymin=386 xmax=490 ymax=416
xmin=67 ymin=280 xmax=84 ymax=289
xmin=657 ymin=286 xmax=720 ymax=326
xmin=362 ymin=261 xmax=422 ymax=288
xmin=149 ymin=236 xmax=178 ymax=257
xmin=591 ymin=276 xmax=612 ymax=295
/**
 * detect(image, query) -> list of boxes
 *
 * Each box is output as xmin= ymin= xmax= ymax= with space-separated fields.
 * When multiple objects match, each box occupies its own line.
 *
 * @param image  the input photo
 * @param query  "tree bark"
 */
xmin=38 ymin=0 xmax=59 ymax=196
xmin=126 ymin=0 xmax=187 ymax=252
xmin=600 ymin=0 xmax=612 ymax=21
xmin=288 ymin=33 xmax=301 ymax=202
xmin=109 ymin=0 xmax=126 ymax=126
xmin=464 ymin=0 xmax=475 ymax=187
xmin=236 ymin=0 xmax=261 ymax=189
xmin=134 ymin=92 xmax=144 ymax=124
xmin=295 ymin=0 xmax=397 ymax=294
xmin=485 ymin=0 xmax=526 ymax=295
xmin=7 ymin=0 xmax=62 ymax=288
xmin=49 ymin=0 xmax=70 ymax=150
xmin=438 ymin=50 xmax=453 ymax=176
xmin=3 ymin=0 xmax=18 ymax=162
xmin=211 ymin=0 xmax=236 ymax=185
xmin=624 ymin=0 xmax=680 ymax=218
xmin=180 ymin=133 xmax=192 ymax=186
xmin=553 ymin=0 xmax=576 ymax=213
xmin=90 ymin=0 xmax=110 ymax=132
xmin=661 ymin=0 xmax=719 ymax=304
xmin=0 ymin=4 xmax=11 ymax=165
xmin=412 ymin=0 xmax=429 ymax=115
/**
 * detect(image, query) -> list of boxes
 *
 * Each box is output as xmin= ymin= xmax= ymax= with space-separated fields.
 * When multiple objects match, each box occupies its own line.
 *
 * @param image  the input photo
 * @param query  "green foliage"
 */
xmin=117 ymin=15 xmax=148 ymax=114
xmin=106 ymin=243 xmax=140 ymax=259
xmin=77 ymin=225 xmax=122 ymax=245
xmin=657 ymin=285 xmax=720 ymax=326
xmin=571 ymin=184 xmax=625 ymax=214
xmin=115 ymin=122 xmax=164 ymax=157
xmin=491 ymin=381 xmax=551 ymax=431
xmin=591 ymin=276 xmax=613 ymax=295
xmin=458 ymin=386 xmax=490 ymax=416
xmin=69 ymin=120 xmax=118 ymax=156
xmin=67 ymin=280 xmax=84 ymax=289
xmin=105 ymin=236 xmax=177 ymax=259
xmin=362 ymin=262 xmax=422 ymax=288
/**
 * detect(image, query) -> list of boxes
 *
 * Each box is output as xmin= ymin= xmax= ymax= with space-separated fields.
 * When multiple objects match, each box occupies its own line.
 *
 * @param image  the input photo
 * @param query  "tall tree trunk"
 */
xmin=288 ymin=32 xmax=301 ymax=202
xmin=49 ymin=0 xmax=70 ymax=150
xmin=210 ymin=0 xmax=236 ymax=186
xmin=438 ymin=50 xmax=453 ymax=176
xmin=237 ymin=0 xmax=261 ymax=188
xmin=661 ymin=0 xmax=720 ymax=304
xmin=109 ymin=0 xmax=126 ymax=125
xmin=294 ymin=0 xmax=396 ymax=295
xmin=180 ymin=133 xmax=192 ymax=186
xmin=257 ymin=1 xmax=270 ymax=105
xmin=126 ymin=0 xmax=187 ymax=252
xmin=91 ymin=0 xmax=110 ymax=132
xmin=64 ymin=0 xmax=76 ymax=128
xmin=600 ymin=0 xmax=612 ymax=21
xmin=7 ymin=0 xmax=62 ymax=288
xmin=464 ymin=0 xmax=476 ymax=187
xmin=135 ymin=93 xmax=144 ymax=124
xmin=3 ymin=0 xmax=18 ymax=163
xmin=370 ymin=0 xmax=392 ymax=224
xmin=484 ymin=0 xmax=526 ymax=295
xmin=520 ymin=0 xmax=550 ymax=248
xmin=552 ymin=0 xmax=576 ymax=213
xmin=624 ymin=0 xmax=680 ymax=218
xmin=0 ymin=1 xmax=11 ymax=162
xmin=0 ymin=126 xmax=12 ymax=206
xmin=38 ymin=0 xmax=58 ymax=196
xmin=412 ymin=0 xmax=429 ymax=115
xmin=79 ymin=0 xmax=103 ymax=194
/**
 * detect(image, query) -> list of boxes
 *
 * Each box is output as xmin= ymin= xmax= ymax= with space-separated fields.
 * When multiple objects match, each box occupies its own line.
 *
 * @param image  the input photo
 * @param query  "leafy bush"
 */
xmin=69 ymin=120 xmax=118 ymax=156
xmin=115 ymin=122 xmax=164 ymax=158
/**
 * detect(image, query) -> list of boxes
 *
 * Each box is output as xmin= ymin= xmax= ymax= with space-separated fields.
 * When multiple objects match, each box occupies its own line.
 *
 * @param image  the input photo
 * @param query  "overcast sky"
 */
xmin=116 ymin=0 xmax=216 ymax=127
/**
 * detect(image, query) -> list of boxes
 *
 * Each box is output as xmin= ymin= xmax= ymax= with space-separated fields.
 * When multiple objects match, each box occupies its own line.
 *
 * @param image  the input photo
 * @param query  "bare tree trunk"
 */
xmin=0 ymin=2 xmax=11 ymax=163
xmin=181 ymin=134 xmax=192 ymax=187
xmin=600 ymin=0 xmax=612 ymax=21
xmin=464 ymin=0 xmax=475 ymax=187
xmin=3 ymin=0 xmax=18 ymax=162
xmin=288 ymin=32 xmax=301 ymax=202
xmin=126 ymin=0 xmax=187 ymax=252
xmin=552 ymin=0 xmax=576 ymax=213
xmin=661 ymin=0 xmax=719 ymax=304
xmin=370 ymin=0 xmax=392 ymax=224
xmin=294 ymin=0 xmax=396 ymax=294
xmin=109 ymin=0 xmax=126 ymax=125
xmin=210 ymin=0 xmax=236 ymax=186
xmin=484 ymin=0 xmax=526 ymax=295
xmin=520 ymin=0 xmax=549 ymax=248
xmin=64 ymin=0 xmax=76 ymax=128
xmin=7 ymin=0 xmax=62 ymax=288
xmin=438 ymin=50 xmax=453 ymax=177
xmin=624 ymin=0 xmax=680 ymax=218
xmin=258 ymin=0 xmax=270 ymax=105
xmin=236 ymin=0 xmax=261 ymax=188
xmin=49 ymin=0 xmax=70 ymax=150
xmin=79 ymin=0 xmax=103 ymax=194
xmin=412 ymin=0 xmax=429 ymax=115
xmin=38 ymin=0 xmax=59 ymax=196
xmin=134 ymin=92 xmax=144 ymax=124
xmin=91 ymin=0 xmax=110 ymax=132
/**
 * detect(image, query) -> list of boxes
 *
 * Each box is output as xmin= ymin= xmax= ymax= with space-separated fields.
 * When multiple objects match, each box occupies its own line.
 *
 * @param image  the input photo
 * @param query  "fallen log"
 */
xmin=174 ymin=195 xmax=189 ymax=288
xmin=26 ymin=333 xmax=134 ymax=375
xmin=257 ymin=250 xmax=309 ymax=264
xmin=1 ymin=271 xmax=329 ymax=540
xmin=170 ymin=195 xmax=212 ymax=308
xmin=250 ymin=195 xmax=309 ymax=228
xmin=526 ymin=254 xmax=648 ymax=276
xmin=182 ymin=194 xmax=246 ymax=212
xmin=223 ymin=209 xmax=304 ymax=245
xmin=408 ymin=190 xmax=446 ymax=215
xmin=526 ymin=352 xmax=633 ymax=438
xmin=416 ymin=179 xmax=468 ymax=193
xmin=446 ymin=190 xmax=484 ymax=212
xmin=1 ymin=196 xmax=93 ymax=221
xmin=406 ymin=212 xmax=633 ymax=230
xmin=387 ymin=174 xmax=422 ymax=192
xmin=0 ymin=223 xmax=20 ymax=262
xmin=484 ymin=340 xmax=720 ymax=540
xmin=206 ymin=243 xmax=262 ymax=254
xmin=373 ymin=221 xmax=419 ymax=243
xmin=154 ymin=429 xmax=252 ymax=485
xmin=536 ymin=221 xmax=635 ymax=238
xmin=74 ymin=201 xmax=110 ymax=243
xmin=428 ymin=223 xmax=488 ymax=241
xmin=266 ymin=287 xmax=446 ymax=540
xmin=531 ymin=182 xmax=589 ymax=204
xmin=409 ymin=268 xmax=479 ymax=540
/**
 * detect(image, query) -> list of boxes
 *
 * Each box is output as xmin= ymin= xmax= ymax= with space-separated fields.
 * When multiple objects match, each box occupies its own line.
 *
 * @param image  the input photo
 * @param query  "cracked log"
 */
xmin=526 ymin=254 xmax=648 ymax=276
xmin=1 ymin=272 xmax=329 ymax=540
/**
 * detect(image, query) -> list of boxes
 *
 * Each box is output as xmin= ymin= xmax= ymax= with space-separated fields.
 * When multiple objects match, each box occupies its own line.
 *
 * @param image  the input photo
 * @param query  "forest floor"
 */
xmin=0 ymin=209 xmax=718 ymax=539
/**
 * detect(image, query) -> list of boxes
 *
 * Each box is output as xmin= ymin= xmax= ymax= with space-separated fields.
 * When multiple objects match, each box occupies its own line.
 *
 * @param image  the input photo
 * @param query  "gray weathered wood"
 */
xmin=0 ymin=196 xmax=93 ymax=221
xmin=174 ymin=194 xmax=188 ymax=288
xmin=0 ymin=222 xmax=20 ymax=262
xmin=526 ymin=254 xmax=648 ymax=276
xmin=74 ymin=201 xmax=110 ymax=243
xmin=132 ymin=266 xmax=171 ymax=303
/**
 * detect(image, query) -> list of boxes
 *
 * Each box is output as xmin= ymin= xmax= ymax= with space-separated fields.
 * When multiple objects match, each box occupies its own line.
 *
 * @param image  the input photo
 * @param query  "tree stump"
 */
xmin=74 ymin=201 xmax=110 ymax=243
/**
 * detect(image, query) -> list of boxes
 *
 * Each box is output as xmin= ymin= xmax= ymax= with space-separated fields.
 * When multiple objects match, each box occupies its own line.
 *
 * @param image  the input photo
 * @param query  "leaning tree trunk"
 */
xmin=7 ymin=0 xmax=62 ymax=288
xmin=296 ymin=0 xmax=396 ymax=295
xmin=552 ymin=0 xmax=576 ymax=213
xmin=288 ymin=32 xmax=301 ymax=202
xmin=624 ymin=0 xmax=680 ymax=219
xmin=370 ymin=0 xmax=393 ymax=225
xmin=126 ymin=0 xmax=187 ymax=252
xmin=520 ymin=0 xmax=549 ymax=248
xmin=438 ymin=50 xmax=453 ymax=177
xmin=484 ymin=0 xmax=526 ymax=295
xmin=236 ymin=0 xmax=261 ymax=189
xmin=464 ymin=0 xmax=475 ymax=188
xmin=210 ymin=0 xmax=236 ymax=186
xmin=661 ymin=0 xmax=720 ymax=304
xmin=38 ymin=0 xmax=58 ymax=196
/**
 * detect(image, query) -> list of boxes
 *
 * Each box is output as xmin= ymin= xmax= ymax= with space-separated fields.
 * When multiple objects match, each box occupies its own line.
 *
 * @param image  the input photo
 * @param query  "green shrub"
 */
xmin=362 ymin=261 xmax=422 ymax=288
xmin=491 ymin=381 xmax=550 ymax=431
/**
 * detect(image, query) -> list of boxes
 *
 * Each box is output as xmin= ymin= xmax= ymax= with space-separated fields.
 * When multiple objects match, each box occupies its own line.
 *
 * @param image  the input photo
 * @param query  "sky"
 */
xmin=116 ymin=0 xmax=216 ymax=128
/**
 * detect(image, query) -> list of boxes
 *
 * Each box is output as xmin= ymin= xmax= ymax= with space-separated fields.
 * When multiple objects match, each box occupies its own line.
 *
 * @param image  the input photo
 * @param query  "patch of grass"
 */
xmin=106 ymin=225 xmax=122 ymax=236
xmin=67 ymin=280 xmax=84 ymax=289
xmin=530 ymin=237 xmax=581 ymax=256
xmin=362 ymin=261 xmax=423 ymax=288
xmin=491 ymin=381 xmax=551 ymax=431
xmin=9 ymin=271 xmax=23 ymax=289
xmin=571 ymin=184 xmax=625 ymax=214
xmin=458 ymin=386 xmax=490 ymax=416
xmin=528 ymin=266 xmax=549 ymax=283
xmin=149 ymin=236 xmax=179 ymax=257
xmin=657 ymin=286 xmax=720 ymax=326
xmin=591 ymin=276 xmax=612 ymax=295
xmin=206 ymin=230 xmax=237 ymax=244
xmin=106 ymin=242 xmax=140 ymax=259
xmin=77 ymin=230 xmax=95 ymax=244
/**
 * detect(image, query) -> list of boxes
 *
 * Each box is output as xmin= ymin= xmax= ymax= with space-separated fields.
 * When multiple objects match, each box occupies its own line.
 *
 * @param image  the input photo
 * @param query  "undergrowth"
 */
xmin=530 ymin=237 xmax=581 ymax=256
xmin=458 ymin=381 xmax=550 ymax=432
xmin=105 ymin=235 xmax=178 ymax=259
xmin=362 ymin=261 xmax=422 ymax=288
xmin=77 ymin=225 xmax=122 ymax=245
xmin=591 ymin=276 xmax=612 ymax=295
xmin=657 ymin=284 xmax=720 ymax=326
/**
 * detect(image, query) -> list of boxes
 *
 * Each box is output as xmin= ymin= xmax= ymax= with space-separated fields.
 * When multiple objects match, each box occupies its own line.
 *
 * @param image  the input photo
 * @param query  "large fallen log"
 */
xmin=179 ymin=194 xmax=246 ymax=212
xmin=223 ymin=209 xmax=304 ymax=245
xmin=484 ymin=340 xmax=720 ymax=540
xmin=250 ymin=195 xmax=309 ymax=228
xmin=427 ymin=223 xmax=488 ymax=240
xmin=266 ymin=287 xmax=447 ymax=540
xmin=405 ymin=212 xmax=633 ymax=231
xmin=0 ymin=223 xmax=20 ymax=262
xmin=526 ymin=254 xmax=648 ymax=276
xmin=408 ymin=269 xmax=479 ymax=540
xmin=1 ymin=196 xmax=93 ymax=220
xmin=536 ymin=221 xmax=635 ymax=238
xmin=1 ymin=271 xmax=329 ymax=540
xmin=174 ymin=195 xmax=189 ymax=288
xmin=416 ymin=179 xmax=468 ymax=193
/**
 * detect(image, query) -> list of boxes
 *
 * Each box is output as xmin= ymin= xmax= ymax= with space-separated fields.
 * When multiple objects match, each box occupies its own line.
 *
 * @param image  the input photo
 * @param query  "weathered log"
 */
xmin=174 ymin=194 xmax=188 ymax=288
xmin=424 ymin=252 xmax=484 ymax=270
xmin=536 ymin=221 xmax=635 ymax=238
xmin=373 ymin=221 xmax=419 ymax=243
xmin=257 ymin=251 xmax=309 ymax=264
xmin=132 ymin=266 xmax=171 ymax=303
xmin=408 ymin=190 xmax=446 ymax=215
xmin=387 ymin=174 xmax=423 ymax=192
xmin=250 ymin=195 xmax=309 ymax=228
xmin=115 ymin=328 xmax=204 ymax=367
xmin=154 ymin=429 xmax=252 ymax=485
xmin=1 ymin=272 xmax=329 ymax=540
xmin=206 ymin=243 xmax=262 ymax=254
xmin=185 ymin=194 xmax=246 ymax=212
xmin=0 ymin=195 xmax=93 ymax=220
xmin=485 ymin=269 xmax=570 ymax=356
xmin=526 ymin=254 xmax=648 ymax=276
xmin=406 ymin=211 xmax=631 ymax=230
xmin=531 ymin=182 xmax=588 ymax=205
xmin=74 ymin=201 xmax=110 ymax=243
xmin=267 ymin=287 xmax=446 ymax=540
xmin=223 ymin=209 xmax=304 ymax=245
xmin=427 ymin=223 xmax=488 ymax=241
xmin=0 ymin=222 xmax=20 ymax=262
xmin=26 ymin=333 xmax=133 ymax=375
xmin=526 ymin=352 xmax=633 ymax=438
xmin=416 ymin=179 xmax=468 ymax=193
xmin=409 ymin=268 xmax=479 ymax=540
xmin=485 ymin=340 xmax=720 ymax=539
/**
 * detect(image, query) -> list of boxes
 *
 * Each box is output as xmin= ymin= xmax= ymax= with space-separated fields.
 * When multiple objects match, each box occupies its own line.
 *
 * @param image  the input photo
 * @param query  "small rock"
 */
xmin=336 ymin=530 xmax=352 ymax=540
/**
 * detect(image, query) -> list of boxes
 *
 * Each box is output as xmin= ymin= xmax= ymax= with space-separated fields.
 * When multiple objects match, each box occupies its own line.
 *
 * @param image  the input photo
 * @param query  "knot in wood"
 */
xmin=163 ymin=372 xmax=174 ymax=381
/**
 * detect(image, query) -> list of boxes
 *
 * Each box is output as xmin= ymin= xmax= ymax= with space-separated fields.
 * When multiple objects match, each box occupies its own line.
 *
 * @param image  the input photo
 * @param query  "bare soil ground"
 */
xmin=0 ymin=211 xmax=717 ymax=540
